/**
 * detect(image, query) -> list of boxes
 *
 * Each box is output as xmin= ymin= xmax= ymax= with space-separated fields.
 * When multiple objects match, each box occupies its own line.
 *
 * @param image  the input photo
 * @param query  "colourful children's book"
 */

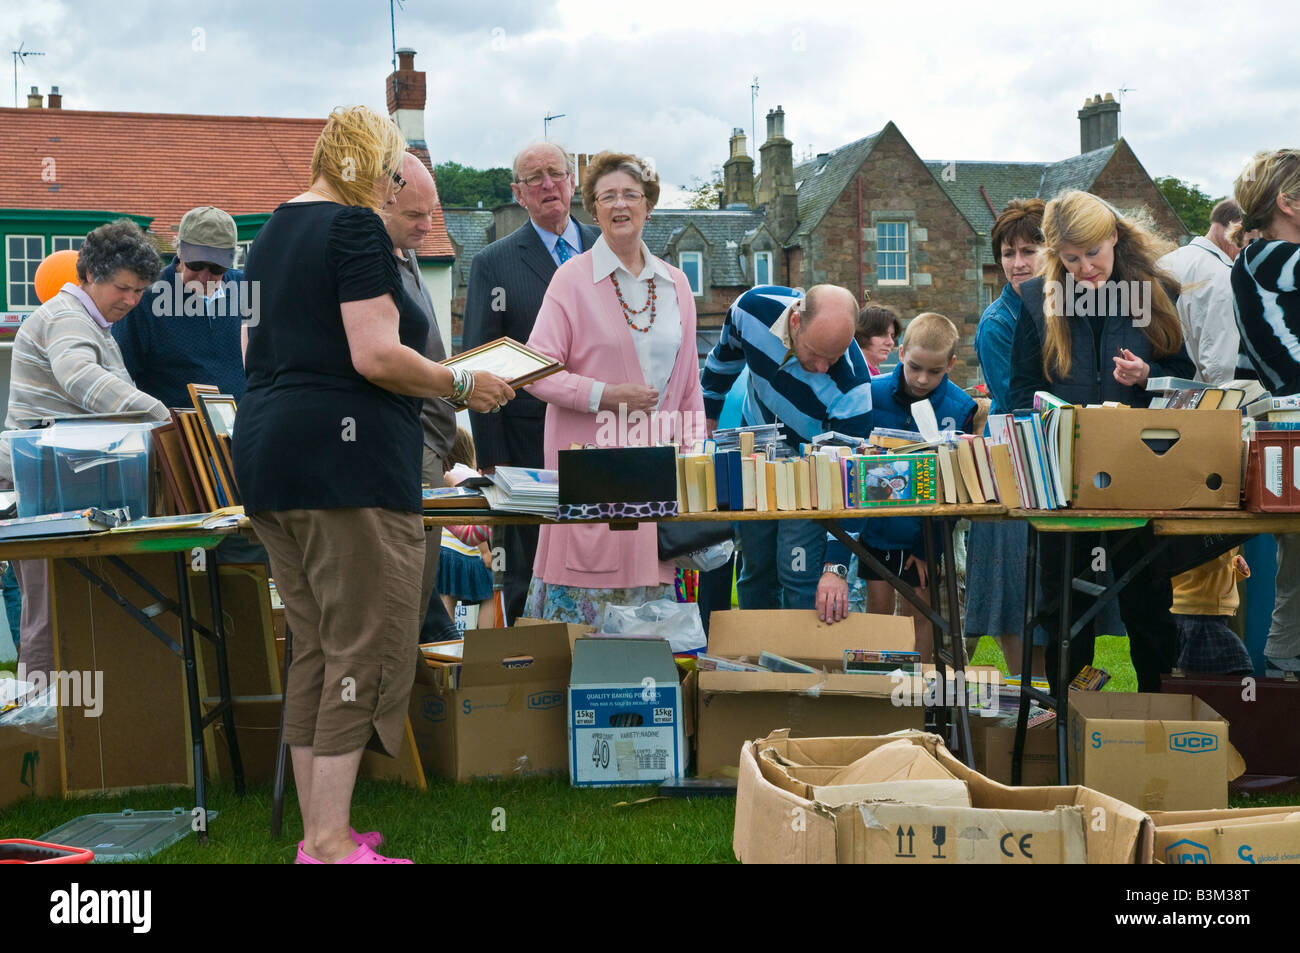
xmin=855 ymin=453 xmax=939 ymax=507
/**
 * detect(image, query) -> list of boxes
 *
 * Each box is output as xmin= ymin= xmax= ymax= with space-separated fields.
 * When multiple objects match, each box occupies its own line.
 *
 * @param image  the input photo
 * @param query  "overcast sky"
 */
xmin=6 ymin=0 xmax=1297 ymax=209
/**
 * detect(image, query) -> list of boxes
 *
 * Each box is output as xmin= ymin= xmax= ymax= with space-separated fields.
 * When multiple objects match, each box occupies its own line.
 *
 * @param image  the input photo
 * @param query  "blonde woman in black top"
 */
xmin=236 ymin=106 xmax=513 ymax=864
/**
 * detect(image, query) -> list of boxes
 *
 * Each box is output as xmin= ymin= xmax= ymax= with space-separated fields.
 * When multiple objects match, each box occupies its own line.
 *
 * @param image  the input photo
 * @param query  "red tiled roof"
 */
xmin=0 ymin=106 xmax=454 ymax=260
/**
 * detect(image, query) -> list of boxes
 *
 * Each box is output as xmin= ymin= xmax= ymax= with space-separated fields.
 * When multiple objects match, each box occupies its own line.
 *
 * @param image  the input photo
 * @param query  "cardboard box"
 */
xmin=569 ymin=637 xmax=685 ymax=787
xmin=1150 ymin=806 xmax=1300 ymax=864
xmin=978 ymin=723 xmax=1059 ymax=787
xmin=0 ymin=724 xmax=59 ymax=810
xmin=1071 ymin=407 xmax=1241 ymax=509
xmin=693 ymin=610 xmax=923 ymax=776
xmin=409 ymin=623 xmax=574 ymax=781
xmin=1068 ymin=691 xmax=1246 ymax=811
xmin=733 ymin=730 xmax=1153 ymax=864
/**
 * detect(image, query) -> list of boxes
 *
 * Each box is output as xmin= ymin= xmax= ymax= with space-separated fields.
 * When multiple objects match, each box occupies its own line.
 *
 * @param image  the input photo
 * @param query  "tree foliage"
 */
xmin=1155 ymin=176 xmax=1225 ymax=236
xmin=433 ymin=162 xmax=515 ymax=208
xmin=681 ymin=170 xmax=724 ymax=210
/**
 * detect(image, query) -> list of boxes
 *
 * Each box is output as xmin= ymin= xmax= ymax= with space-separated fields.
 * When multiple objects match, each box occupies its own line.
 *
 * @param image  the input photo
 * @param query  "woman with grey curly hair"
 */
xmin=1 ymin=217 xmax=170 ymax=677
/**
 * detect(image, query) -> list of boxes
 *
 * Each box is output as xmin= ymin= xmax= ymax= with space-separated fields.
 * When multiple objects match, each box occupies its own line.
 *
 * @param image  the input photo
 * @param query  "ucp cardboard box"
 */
xmin=1071 ymin=407 xmax=1241 ymax=509
xmin=569 ymin=637 xmax=685 ymax=787
xmin=1067 ymin=691 xmax=1245 ymax=812
xmin=693 ymin=610 xmax=923 ymax=776
xmin=409 ymin=623 xmax=576 ymax=781
xmin=733 ymin=730 xmax=1153 ymax=864
xmin=1150 ymin=806 xmax=1300 ymax=865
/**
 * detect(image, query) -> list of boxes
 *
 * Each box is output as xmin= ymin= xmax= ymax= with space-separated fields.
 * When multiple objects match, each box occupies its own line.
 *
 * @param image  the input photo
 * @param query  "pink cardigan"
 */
xmin=525 ymin=251 xmax=705 ymax=590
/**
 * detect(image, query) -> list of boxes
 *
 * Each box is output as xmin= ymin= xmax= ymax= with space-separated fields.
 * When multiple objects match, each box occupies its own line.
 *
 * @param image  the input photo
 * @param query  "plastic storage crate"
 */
xmin=2 ymin=422 xmax=156 ymax=519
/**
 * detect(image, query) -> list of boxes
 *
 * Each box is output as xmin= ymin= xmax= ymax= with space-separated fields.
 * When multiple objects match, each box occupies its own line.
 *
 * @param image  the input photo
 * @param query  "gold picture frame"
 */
xmin=441 ymin=337 xmax=564 ymax=393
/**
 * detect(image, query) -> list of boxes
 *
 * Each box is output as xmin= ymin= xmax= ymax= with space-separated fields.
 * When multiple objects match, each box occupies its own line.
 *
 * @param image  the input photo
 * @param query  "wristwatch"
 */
xmin=822 ymin=562 xmax=849 ymax=579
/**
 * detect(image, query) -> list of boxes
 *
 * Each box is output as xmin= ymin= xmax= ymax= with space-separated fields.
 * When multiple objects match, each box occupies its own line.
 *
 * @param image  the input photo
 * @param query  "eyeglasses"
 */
xmin=517 ymin=168 xmax=569 ymax=188
xmin=185 ymin=261 xmax=227 ymax=277
xmin=596 ymin=190 xmax=645 ymax=207
xmin=388 ymin=168 xmax=406 ymax=196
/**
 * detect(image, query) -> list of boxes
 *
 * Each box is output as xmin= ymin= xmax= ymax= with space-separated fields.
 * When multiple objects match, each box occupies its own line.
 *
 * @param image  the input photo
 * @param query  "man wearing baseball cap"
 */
xmin=112 ymin=205 xmax=248 ymax=409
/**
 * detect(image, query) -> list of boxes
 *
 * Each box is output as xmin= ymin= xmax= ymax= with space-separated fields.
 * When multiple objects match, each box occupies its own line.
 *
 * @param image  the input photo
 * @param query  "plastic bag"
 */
xmin=675 ymin=538 xmax=735 ymax=572
xmin=598 ymin=599 xmax=707 ymax=654
xmin=0 ymin=680 xmax=58 ymax=738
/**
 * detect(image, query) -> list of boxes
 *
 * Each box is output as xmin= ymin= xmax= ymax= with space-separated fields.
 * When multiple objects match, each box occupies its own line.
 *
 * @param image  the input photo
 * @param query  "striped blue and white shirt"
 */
xmin=701 ymin=285 xmax=873 ymax=444
xmin=1234 ymin=239 xmax=1300 ymax=395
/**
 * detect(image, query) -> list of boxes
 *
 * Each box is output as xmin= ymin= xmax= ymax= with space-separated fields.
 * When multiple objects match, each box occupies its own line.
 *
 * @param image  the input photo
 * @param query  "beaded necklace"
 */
xmin=611 ymin=273 xmax=657 ymax=333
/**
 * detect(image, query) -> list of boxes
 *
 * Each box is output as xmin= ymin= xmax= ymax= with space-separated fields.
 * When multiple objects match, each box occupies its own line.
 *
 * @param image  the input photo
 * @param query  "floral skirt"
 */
xmin=524 ymin=577 xmax=678 ymax=627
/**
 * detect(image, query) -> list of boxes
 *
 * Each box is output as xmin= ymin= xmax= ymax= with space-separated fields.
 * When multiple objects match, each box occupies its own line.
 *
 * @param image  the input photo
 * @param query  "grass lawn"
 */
xmin=4 ymin=634 xmax=1296 ymax=863
xmin=0 ymin=776 xmax=740 ymax=864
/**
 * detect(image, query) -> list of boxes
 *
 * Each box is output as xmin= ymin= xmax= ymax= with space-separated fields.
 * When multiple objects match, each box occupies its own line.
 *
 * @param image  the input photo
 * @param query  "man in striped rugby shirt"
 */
xmin=701 ymin=283 xmax=873 ymax=610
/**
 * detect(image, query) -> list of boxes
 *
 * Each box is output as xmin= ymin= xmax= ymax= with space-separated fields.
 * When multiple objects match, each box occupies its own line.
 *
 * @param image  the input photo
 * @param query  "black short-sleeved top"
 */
xmin=234 ymin=202 xmax=429 ymax=514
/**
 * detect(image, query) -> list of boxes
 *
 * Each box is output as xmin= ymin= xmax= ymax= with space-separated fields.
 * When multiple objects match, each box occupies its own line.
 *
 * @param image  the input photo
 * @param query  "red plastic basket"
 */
xmin=0 ymin=839 xmax=95 ymax=864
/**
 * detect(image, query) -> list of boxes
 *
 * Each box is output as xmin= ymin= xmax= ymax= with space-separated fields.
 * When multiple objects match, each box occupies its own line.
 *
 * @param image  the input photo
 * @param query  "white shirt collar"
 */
xmin=531 ymin=217 xmax=581 ymax=258
xmin=1190 ymin=235 xmax=1233 ymax=267
xmin=590 ymin=234 xmax=672 ymax=284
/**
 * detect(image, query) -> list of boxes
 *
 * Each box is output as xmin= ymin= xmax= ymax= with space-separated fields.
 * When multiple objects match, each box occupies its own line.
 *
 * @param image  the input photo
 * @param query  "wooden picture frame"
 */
xmin=196 ymin=394 xmax=240 ymax=504
xmin=168 ymin=409 xmax=210 ymax=511
xmin=154 ymin=421 xmax=203 ymax=515
xmin=187 ymin=385 xmax=238 ymax=507
xmin=440 ymin=337 xmax=563 ymax=393
xmin=177 ymin=410 xmax=220 ymax=509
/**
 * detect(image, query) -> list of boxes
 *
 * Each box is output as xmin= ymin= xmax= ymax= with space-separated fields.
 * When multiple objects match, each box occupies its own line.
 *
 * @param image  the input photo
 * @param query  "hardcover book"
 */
xmin=854 ymin=453 xmax=939 ymax=507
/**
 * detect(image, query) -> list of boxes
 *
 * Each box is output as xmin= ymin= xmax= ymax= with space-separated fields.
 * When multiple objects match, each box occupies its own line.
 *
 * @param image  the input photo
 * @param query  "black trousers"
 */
xmin=1037 ymin=525 xmax=1179 ymax=696
xmin=696 ymin=552 xmax=739 ymax=635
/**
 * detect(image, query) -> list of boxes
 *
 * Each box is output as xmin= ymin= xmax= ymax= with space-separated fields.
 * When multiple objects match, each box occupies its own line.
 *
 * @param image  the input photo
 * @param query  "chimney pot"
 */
xmin=396 ymin=47 xmax=416 ymax=71
xmin=26 ymin=87 xmax=43 ymax=109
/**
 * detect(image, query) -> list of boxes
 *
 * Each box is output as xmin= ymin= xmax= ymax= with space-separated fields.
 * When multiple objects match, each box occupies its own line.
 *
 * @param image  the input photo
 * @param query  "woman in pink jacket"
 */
xmin=524 ymin=150 xmax=706 ymax=625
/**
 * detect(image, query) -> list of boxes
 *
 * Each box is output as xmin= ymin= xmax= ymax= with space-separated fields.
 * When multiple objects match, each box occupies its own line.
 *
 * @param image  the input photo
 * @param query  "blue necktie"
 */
xmin=555 ymin=236 xmax=572 ymax=264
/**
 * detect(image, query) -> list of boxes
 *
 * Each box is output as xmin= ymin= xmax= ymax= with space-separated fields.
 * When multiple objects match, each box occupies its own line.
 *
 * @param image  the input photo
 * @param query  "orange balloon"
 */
xmin=34 ymin=249 xmax=81 ymax=304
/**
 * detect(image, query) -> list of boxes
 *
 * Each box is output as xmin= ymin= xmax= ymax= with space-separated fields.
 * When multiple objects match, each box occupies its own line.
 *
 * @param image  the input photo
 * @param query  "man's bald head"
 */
xmin=790 ymin=284 xmax=858 ymax=374
xmin=382 ymin=152 xmax=438 ymax=253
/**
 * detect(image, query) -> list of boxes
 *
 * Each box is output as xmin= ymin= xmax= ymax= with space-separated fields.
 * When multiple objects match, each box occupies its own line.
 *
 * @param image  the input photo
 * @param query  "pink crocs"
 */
xmin=296 ymin=841 xmax=412 ymax=864
xmin=351 ymin=828 xmax=382 ymax=849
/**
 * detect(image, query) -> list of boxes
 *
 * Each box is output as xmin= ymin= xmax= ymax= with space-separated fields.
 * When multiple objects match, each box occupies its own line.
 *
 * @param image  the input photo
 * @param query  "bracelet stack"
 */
xmin=449 ymin=367 xmax=476 ymax=405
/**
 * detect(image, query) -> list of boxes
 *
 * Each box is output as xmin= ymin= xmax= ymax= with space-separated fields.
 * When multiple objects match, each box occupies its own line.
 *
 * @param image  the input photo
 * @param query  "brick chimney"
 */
xmin=386 ymin=48 xmax=426 ymax=148
xmin=722 ymin=128 xmax=754 ymax=209
xmin=1079 ymin=92 xmax=1120 ymax=153
xmin=26 ymin=86 xmax=42 ymax=108
xmin=47 ymin=85 xmax=62 ymax=109
xmin=757 ymin=106 xmax=798 ymax=242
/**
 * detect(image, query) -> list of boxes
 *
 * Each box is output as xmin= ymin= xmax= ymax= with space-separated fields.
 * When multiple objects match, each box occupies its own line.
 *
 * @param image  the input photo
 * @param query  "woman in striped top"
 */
xmin=1231 ymin=148 xmax=1300 ymax=674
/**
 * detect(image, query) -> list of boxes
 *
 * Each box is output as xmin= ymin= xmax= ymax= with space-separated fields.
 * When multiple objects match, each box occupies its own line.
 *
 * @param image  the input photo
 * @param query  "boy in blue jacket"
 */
xmin=816 ymin=312 xmax=975 ymax=660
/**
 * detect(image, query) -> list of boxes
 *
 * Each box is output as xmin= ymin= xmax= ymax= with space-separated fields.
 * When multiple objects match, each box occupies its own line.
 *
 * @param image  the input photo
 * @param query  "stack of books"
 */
xmin=1146 ymin=377 xmax=1265 ymax=410
xmin=1245 ymin=393 xmax=1300 ymax=429
xmin=482 ymin=466 xmax=559 ymax=517
xmin=674 ymin=446 xmax=939 ymax=513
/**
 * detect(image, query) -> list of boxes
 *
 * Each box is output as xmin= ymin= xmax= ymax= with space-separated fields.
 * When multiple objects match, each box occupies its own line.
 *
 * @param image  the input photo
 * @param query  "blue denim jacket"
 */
xmin=976 ymin=282 xmax=1020 ymax=424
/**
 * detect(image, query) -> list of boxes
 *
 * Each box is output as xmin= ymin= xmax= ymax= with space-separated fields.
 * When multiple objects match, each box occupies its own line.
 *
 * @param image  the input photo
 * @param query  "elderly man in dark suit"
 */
xmin=463 ymin=142 xmax=600 ymax=622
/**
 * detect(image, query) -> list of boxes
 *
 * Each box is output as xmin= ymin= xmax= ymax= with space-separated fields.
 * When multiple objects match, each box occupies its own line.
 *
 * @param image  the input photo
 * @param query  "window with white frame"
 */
xmin=51 ymin=236 xmax=85 ymax=253
xmin=875 ymin=221 xmax=909 ymax=285
xmin=679 ymin=251 xmax=703 ymax=295
xmin=6 ymin=235 xmax=45 ymax=311
xmin=753 ymin=251 xmax=772 ymax=287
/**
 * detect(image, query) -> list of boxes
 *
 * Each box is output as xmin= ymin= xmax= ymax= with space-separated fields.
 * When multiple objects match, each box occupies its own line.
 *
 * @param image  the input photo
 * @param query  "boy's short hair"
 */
xmin=901 ymin=312 xmax=959 ymax=360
